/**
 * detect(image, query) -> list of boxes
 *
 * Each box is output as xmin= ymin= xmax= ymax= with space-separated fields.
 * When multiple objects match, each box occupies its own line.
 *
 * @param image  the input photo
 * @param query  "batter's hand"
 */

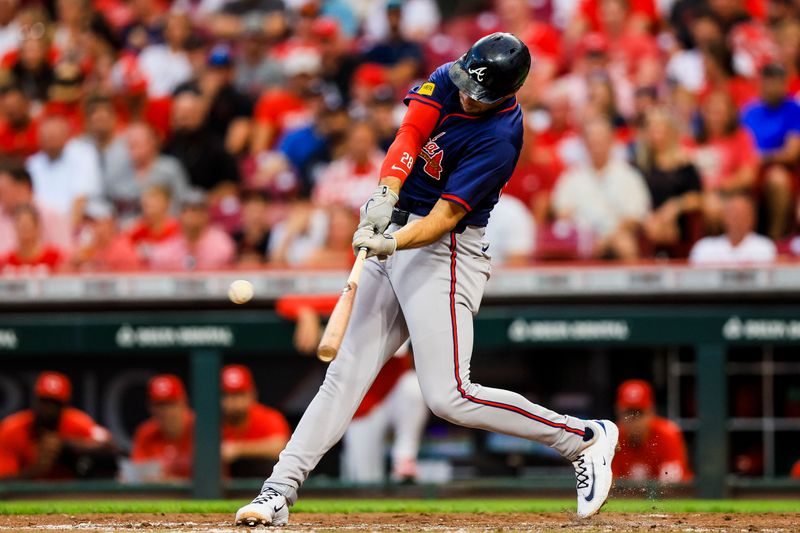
xmin=352 ymin=227 xmax=397 ymax=258
xmin=358 ymin=185 xmax=399 ymax=233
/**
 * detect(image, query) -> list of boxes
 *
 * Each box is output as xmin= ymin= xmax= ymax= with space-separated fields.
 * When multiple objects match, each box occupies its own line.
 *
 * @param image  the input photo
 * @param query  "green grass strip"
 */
xmin=0 ymin=499 xmax=798 ymax=515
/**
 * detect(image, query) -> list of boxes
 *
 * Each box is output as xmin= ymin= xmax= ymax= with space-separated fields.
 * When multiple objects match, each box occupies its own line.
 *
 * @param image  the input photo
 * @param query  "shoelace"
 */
xmin=252 ymin=487 xmax=283 ymax=505
xmin=573 ymin=454 xmax=590 ymax=490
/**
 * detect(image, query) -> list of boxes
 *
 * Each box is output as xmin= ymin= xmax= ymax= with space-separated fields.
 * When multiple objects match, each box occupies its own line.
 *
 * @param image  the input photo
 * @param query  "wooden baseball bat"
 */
xmin=317 ymin=248 xmax=368 ymax=362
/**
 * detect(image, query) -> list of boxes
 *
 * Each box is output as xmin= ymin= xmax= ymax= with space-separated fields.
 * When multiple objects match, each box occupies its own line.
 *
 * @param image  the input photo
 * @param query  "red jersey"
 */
xmin=130 ymin=411 xmax=194 ymax=479
xmin=3 ymin=246 xmax=64 ymax=272
xmin=0 ymin=408 xmax=110 ymax=479
xmin=222 ymin=403 xmax=290 ymax=443
xmin=689 ymin=128 xmax=758 ymax=192
xmin=792 ymin=459 xmax=800 ymax=478
xmin=613 ymin=416 xmax=692 ymax=482
xmin=254 ymin=89 xmax=311 ymax=145
xmin=0 ymin=118 xmax=39 ymax=159
xmin=126 ymin=219 xmax=181 ymax=245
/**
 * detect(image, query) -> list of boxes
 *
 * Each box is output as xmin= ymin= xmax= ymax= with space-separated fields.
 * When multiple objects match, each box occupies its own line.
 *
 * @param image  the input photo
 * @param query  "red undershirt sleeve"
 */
xmin=379 ymin=99 xmax=440 ymax=182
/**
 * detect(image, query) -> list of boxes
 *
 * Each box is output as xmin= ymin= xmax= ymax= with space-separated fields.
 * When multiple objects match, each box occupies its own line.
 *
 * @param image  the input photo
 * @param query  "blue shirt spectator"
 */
xmin=741 ymin=98 xmax=800 ymax=154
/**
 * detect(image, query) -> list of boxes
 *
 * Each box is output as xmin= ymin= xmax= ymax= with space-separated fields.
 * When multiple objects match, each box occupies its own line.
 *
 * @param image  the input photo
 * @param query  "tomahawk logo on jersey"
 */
xmin=400 ymin=62 xmax=524 ymax=228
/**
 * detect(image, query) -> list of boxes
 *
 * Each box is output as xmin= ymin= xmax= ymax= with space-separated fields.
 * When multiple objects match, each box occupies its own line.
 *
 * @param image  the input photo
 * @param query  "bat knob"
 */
xmin=317 ymin=345 xmax=337 ymax=362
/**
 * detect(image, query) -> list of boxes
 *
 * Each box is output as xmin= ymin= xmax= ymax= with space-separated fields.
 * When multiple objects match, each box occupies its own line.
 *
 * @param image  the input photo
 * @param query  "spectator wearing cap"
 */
xmin=233 ymin=14 xmax=284 ymax=98
xmin=70 ymin=199 xmax=142 ymax=271
xmin=125 ymin=183 xmax=182 ymax=266
xmin=690 ymin=189 xmax=776 ymax=264
xmin=251 ymin=48 xmax=321 ymax=154
xmin=149 ymin=188 xmax=235 ymax=270
xmin=1 ymin=204 xmax=64 ymax=273
xmin=26 ymin=113 xmax=102 ymax=227
xmin=360 ymin=0 xmax=423 ymax=92
xmin=137 ymin=10 xmax=193 ymax=98
xmin=0 ymin=165 xmax=72 ymax=258
xmin=741 ymin=63 xmax=800 ymax=240
xmin=164 ymin=89 xmax=241 ymax=192
xmin=43 ymin=61 xmax=85 ymax=136
xmin=552 ymin=116 xmax=651 ymax=260
xmin=220 ymin=364 xmax=290 ymax=478
xmin=613 ymin=379 xmax=691 ymax=483
xmin=196 ymin=44 xmax=254 ymax=156
xmin=558 ymin=32 xmax=635 ymax=121
xmin=105 ymin=122 xmax=189 ymax=224
xmin=0 ymin=371 xmax=115 ymax=479
xmin=0 ymin=77 xmax=38 ymax=159
xmin=130 ymin=374 xmax=194 ymax=480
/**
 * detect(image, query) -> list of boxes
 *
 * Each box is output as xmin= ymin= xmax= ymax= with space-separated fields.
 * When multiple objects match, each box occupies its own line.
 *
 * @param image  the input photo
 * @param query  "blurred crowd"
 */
xmin=3 ymin=0 xmax=800 ymax=271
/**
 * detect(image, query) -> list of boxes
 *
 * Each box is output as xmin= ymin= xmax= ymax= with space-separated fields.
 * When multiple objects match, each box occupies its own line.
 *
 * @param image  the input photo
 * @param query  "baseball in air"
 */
xmin=228 ymin=279 xmax=254 ymax=304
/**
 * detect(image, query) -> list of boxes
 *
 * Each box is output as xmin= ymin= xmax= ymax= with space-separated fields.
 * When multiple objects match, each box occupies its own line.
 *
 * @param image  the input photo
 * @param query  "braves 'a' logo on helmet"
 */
xmin=420 ymin=132 xmax=445 ymax=180
xmin=468 ymin=66 xmax=487 ymax=82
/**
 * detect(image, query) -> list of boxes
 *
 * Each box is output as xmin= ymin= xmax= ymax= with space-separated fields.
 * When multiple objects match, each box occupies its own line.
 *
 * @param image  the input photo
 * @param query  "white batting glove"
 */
xmin=358 ymin=185 xmax=399 ymax=233
xmin=352 ymin=227 xmax=397 ymax=259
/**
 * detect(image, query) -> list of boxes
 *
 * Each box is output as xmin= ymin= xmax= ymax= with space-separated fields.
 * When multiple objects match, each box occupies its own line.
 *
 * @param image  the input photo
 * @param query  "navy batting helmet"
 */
xmin=448 ymin=32 xmax=531 ymax=105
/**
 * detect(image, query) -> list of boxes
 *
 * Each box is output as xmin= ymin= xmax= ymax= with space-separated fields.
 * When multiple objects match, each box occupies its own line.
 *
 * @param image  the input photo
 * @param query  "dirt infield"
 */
xmin=1 ymin=512 xmax=797 ymax=532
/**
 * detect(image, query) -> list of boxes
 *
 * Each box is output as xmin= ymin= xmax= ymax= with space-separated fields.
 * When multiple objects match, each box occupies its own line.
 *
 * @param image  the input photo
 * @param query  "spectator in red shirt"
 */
xmin=126 ymin=183 xmax=182 ymax=266
xmin=0 ymin=164 xmax=72 ymax=258
xmin=792 ymin=459 xmax=800 ymax=478
xmin=699 ymin=41 xmax=758 ymax=108
xmin=0 ymin=79 xmax=38 ymax=159
xmin=148 ymin=188 xmax=235 ymax=270
xmin=70 ymin=199 xmax=142 ymax=272
xmin=691 ymin=90 xmax=759 ymax=231
xmin=251 ymin=48 xmax=320 ymax=154
xmin=220 ymin=364 xmax=290 ymax=478
xmin=2 ymin=203 xmax=64 ymax=273
xmin=130 ymin=374 xmax=194 ymax=480
xmin=613 ymin=379 xmax=692 ymax=482
xmin=0 ymin=371 xmax=115 ymax=479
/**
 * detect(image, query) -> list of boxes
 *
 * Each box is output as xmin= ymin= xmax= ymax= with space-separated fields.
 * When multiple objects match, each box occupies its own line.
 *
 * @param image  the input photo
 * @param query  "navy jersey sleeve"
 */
xmin=441 ymin=139 xmax=518 ymax=211
xmin=403 ymin=62 xmax=454 ymax=113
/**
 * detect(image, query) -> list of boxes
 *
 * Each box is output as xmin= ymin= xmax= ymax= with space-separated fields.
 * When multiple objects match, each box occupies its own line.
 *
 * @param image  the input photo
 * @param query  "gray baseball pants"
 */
xmin=267 ymin=219 xmax=590 ymax=503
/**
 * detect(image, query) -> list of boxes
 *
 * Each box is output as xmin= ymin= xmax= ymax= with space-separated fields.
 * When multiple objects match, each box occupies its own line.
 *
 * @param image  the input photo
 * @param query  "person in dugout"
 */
xmin=130 ymin=374 xmax=194 ymax=480
xmin=221 ymin=364 xmax=291 ymax=478
xmin=277 ymin=294 xmax=428 ymax=483
xmin=613 ymin=379 xmax=692 ymax=482
xmin=0 ymin=371 xmax=117 ymax=479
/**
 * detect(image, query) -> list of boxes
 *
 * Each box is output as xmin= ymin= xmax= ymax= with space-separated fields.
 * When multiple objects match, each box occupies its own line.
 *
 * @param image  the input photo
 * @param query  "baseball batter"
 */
xmin=236 ymin=33 xmax=618 ymax=527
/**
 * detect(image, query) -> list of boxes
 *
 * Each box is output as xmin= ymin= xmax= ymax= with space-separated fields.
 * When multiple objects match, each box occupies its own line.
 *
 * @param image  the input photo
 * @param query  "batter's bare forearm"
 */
xmin=393 ymin=199 xmax=466 ymax=250
xmin=379 ymin=176 xmax=404 ymax=196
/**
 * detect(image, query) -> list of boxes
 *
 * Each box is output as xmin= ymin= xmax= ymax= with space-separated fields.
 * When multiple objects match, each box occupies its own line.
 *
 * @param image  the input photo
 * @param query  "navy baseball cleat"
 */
xmin=235 ymin=486 xmax=289 ymax=527
xmin=572 ymin=419 xmax=618 ymax=518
